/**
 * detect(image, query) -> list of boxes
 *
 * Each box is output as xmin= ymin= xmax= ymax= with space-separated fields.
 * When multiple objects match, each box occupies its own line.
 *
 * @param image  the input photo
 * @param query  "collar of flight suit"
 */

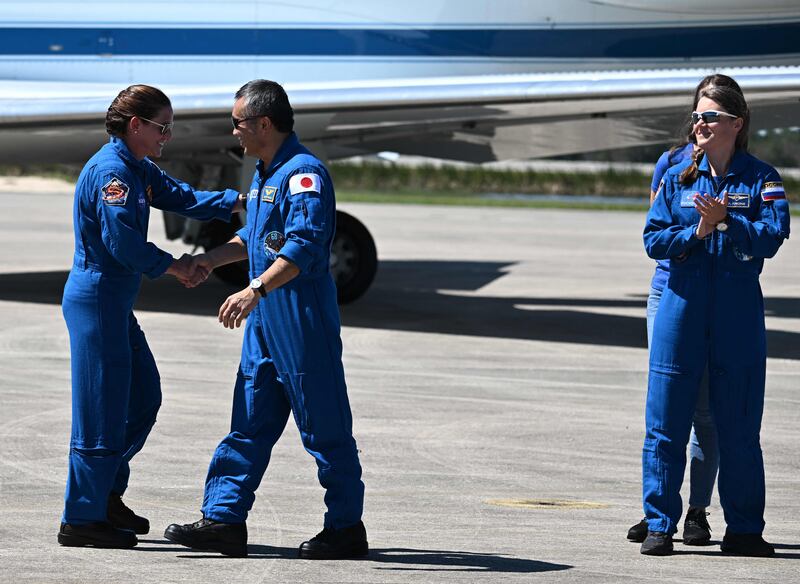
xmin=697 ymin=148 xmax=749 ymax=179
xmin=257 ymin=132 xmax=302 ymax=179
xmin=109 ymin=136 xmax=146 ymax=170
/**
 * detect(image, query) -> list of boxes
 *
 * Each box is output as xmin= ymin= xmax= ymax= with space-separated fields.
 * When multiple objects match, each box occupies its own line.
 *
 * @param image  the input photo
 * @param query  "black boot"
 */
xmin=640 ymin=531 xmax=673 ymax=556
xmin=58 ymin=521 xmax=137 ymax=549
xmin=164 ymin=517 xmax=248 ymax=557
xmin=682 ymin=508 xmax=711 ymax=545
xmin=107 ymin=492 xmax=149 ymax=535
xmin=299 ymin=521 xmax=369 ymax=559
xmin=721 ymin=531 xmax=775 ymax=557
xmin=627 ymin=518 xmax=648 ymax=542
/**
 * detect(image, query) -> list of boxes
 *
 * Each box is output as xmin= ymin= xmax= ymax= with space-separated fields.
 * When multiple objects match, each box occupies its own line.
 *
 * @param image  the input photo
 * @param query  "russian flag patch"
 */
xmin=761 ymin=181 xmax=786 ymax=201
xmin=289 ymin=173 xmax=321 ymax=196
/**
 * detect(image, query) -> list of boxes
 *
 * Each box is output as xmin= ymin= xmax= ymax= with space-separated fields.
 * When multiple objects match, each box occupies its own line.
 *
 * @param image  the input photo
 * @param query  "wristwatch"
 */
xmin=250 ymin=278 xmax=267 ymax=297
xmin=715 ymin=214 xmax=730 ymax=232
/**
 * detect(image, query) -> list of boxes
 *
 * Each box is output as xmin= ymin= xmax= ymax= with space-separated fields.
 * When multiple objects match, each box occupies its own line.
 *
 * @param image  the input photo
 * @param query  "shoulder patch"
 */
xmin=761 ymin=181 xmax=786 ymax=201
xmin=289 ymin=173 xmax=321 ymax=196
xmin=101 ymin=177 xmax=130 ymax=206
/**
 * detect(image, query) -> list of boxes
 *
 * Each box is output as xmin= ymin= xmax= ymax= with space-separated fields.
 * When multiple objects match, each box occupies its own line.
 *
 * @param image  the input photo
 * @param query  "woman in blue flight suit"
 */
xmin=58 ymin=85 xmax=242 ymax=549
xmin=628 ymin=74 xmax=748 ymax=546
xmin=640 ymin=82 xmax=789 ymax=557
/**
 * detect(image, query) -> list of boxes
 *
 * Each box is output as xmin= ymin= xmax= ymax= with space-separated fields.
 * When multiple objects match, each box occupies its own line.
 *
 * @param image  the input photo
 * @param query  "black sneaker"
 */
xmin=298 ymin=521 xmax=369 ymax=559
xmin=682 ymin=508 xmax=711 ymax=545
xmin=107 ymin=492 xmax=149 ymax=535
xmin=721 ymin=531 xmax=775 ymax=557
xmin=164 ymin=517 xmax=248 ymax=557
xmin=640 ymin=531 xmax=673 ymax=556
xmin=627 ymin=518 xmax=648 ymax=542
xmin=58 ymin=521 xmax=137 ymax=549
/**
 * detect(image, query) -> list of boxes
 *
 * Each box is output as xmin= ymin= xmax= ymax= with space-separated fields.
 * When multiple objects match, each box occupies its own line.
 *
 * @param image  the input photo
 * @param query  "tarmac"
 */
xmin=0 ymin=183 xmax=798 ymax=583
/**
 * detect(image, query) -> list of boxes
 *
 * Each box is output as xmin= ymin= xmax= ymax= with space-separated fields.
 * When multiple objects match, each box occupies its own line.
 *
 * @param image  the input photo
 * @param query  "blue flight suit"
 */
xmin=62 ymin=136 xmax=239 ymax=524
xmin=200 ymin=132 xmax=364 ymax=530
xmin=642 ymin=150 xmax=790 ymax=535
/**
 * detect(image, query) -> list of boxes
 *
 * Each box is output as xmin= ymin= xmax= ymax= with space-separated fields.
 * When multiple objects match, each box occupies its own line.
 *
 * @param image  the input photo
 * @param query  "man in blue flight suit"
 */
xmin=59 ymin=83 xmax=243 ymax=549
xmin=165 ymin=80 xmax=367 ymax=559
xmin=642 ymin=138 xmax=789 ymax=557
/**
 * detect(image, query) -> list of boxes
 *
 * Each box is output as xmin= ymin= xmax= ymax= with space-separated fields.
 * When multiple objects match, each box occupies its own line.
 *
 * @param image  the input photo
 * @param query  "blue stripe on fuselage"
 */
xmin=1 ymin=23 xmax=798 ymax=59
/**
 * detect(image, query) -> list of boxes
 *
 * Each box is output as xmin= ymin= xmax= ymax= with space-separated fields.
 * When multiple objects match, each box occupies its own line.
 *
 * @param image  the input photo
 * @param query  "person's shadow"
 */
xmin=135 ymin=540 xmax=573 ymax=572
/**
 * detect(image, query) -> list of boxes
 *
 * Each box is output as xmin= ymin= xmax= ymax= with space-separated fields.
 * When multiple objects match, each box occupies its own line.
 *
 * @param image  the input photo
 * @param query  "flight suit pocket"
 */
xmin=233 ymin=366 xmax=266 ymax=436
xmin=282 ymin=372 xmax=310 ymax=434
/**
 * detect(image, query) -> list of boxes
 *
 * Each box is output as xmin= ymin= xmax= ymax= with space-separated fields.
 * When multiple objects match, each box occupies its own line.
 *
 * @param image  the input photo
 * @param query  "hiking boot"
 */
xmin=627 ymin=518 xmax=648 ymax=542
xmin=107 ymin=492 xmax=149 ymax=535
xmin=682 ymin=508 xmax=711 ymax=545
xmin=721 ymin=531 xmax=775 ymax=557
xmin=640 ymin=531 xmax=673 ymax=556
xmin=164 ymin=517 xmax=248 ymax=557
xmin=58 ymin=521 xmax=137 ymax=549
xmin=298 ymin=521 xmax=369 ymax=559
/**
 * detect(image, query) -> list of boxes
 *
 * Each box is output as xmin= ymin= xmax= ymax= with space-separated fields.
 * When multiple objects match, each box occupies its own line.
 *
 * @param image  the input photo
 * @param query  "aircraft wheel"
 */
xmin=332 ymin=211 xmax=378 ymax=304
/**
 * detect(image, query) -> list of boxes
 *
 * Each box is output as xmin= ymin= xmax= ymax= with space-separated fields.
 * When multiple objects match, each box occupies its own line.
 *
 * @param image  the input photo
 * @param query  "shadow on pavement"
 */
xmin=369 ymin=547 xmax=572 ymax=573
xmin=1 ymin=261 xmax=800 ymax=359
xmin=139 ymin=542 xmax=573 ymax=571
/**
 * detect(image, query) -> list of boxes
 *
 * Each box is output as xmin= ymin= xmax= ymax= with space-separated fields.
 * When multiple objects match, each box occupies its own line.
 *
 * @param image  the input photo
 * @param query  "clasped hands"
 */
xmin=694 ymin=191 xmax=728 ymax=239
xmin=167 ymin=253 xmax=213 ymax=288
xmin=167 ymin=252 xmax=259 ymax=329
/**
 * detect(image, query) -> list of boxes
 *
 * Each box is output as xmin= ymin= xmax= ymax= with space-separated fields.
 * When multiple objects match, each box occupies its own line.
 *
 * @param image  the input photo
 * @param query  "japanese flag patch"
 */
xmin=761 ymin=181 xmax=786 ymax=201
xmin=101 ymin=177 xmax=129 ymax=206
xmin=289 ymin=173 xmax=321 ymax=196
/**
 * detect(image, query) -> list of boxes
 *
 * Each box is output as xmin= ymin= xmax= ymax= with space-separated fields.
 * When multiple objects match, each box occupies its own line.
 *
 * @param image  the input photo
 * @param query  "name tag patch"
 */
xmin=101 ymin=177 xmax=129 ymax=206
xmin=726 ymin=193 xmax=750 ymax=208
xmin=262 ymin=186 xmax=277 ymax=203
xmin=680 ymin=191 xmax=699 ymax=208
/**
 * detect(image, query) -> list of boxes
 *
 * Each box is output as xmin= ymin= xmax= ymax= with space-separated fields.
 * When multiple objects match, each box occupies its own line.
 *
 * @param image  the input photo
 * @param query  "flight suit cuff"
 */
xmin=278 ymin=240 xmax=313 ymax=273
xmin=721 ymin=213 xmax=748 ymax=243
xmin=215 ymin=189 xmax=241 ymax=221
xmin=145 ymin=251 xmax=175 ymax=279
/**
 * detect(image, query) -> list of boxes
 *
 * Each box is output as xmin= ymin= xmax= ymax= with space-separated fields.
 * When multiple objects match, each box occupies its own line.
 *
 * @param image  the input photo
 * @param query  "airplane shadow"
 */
xmin=1 ymin=260 xmax=799 ymax=359
xmin=136 ymin=540 xmax=572 ymax=571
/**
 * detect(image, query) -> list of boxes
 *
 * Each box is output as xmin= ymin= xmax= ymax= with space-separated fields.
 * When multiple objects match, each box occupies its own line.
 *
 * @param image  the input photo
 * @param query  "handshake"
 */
xmin=166 ymin=253 xmax=213 ymax=288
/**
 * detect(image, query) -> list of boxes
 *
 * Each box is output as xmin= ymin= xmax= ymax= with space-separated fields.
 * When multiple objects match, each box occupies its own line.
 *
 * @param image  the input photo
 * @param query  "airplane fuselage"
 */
xmin=1 ymin=0 xmax=799 ymax=85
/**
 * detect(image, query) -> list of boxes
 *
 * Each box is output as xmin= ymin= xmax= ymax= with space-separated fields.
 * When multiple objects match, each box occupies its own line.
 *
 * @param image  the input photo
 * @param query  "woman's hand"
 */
xmin=694 ymin=191 xmax=729 ymax=225
xmin=695 ymin=216 xmax=714 ymax=239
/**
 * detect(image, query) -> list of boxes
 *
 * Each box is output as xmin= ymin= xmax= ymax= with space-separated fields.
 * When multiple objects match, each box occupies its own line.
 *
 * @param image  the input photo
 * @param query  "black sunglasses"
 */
xmin=139 ymin=116 xmax=174 ymax=135
xmin=231 ymin=115 xmax=263 ymax=130
xmin=691 ymin=110 xmax=738 ymax=125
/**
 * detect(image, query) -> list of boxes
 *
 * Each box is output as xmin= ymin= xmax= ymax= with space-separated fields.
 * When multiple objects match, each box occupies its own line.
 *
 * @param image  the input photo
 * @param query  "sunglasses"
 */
xmin=231 ymin=115 xmax=263 ymax=130
xmin=691 ymin=110 xmax=739 ymax=125
xmin=139 ymin=116 xmax=174 ymax=135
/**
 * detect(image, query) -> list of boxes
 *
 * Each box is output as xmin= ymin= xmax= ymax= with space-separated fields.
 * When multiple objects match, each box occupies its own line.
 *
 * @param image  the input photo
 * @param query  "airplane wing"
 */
xmin=0 ymin=65 xmax=799 ymax=165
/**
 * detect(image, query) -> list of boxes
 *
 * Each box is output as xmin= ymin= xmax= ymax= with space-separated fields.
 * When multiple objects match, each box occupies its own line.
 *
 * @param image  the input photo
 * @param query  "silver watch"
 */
xmin=250 ymin=278 xmax=267 ymax=297
xmin=715 ymin=216 xmax=729 ymax=232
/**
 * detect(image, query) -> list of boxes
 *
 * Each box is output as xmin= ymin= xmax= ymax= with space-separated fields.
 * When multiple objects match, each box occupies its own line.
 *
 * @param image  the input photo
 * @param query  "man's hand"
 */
xmin=218 ymin=287 xmax=259 ymax=329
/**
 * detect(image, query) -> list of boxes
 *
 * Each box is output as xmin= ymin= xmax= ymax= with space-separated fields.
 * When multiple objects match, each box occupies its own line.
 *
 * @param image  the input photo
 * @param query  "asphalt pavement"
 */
xmin=0 ymin=183 xmax=798 ymax=583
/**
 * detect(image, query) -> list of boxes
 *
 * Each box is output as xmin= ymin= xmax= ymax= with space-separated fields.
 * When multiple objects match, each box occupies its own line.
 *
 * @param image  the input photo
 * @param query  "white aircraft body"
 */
xmin=1 ymin=0 xmax=799 ymax=300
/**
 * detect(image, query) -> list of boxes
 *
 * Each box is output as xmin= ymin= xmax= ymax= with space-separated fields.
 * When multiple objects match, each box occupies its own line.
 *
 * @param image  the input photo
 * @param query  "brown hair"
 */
xmin=105 ymin=85 xmax=171 ymax=137
xmin=679 ymin=75 xmax=749 ymax=184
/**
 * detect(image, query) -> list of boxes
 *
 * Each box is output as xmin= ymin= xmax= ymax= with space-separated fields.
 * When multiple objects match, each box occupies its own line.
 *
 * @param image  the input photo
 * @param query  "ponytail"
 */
xmin=680 ymin=147 xmax=704 ymax=185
